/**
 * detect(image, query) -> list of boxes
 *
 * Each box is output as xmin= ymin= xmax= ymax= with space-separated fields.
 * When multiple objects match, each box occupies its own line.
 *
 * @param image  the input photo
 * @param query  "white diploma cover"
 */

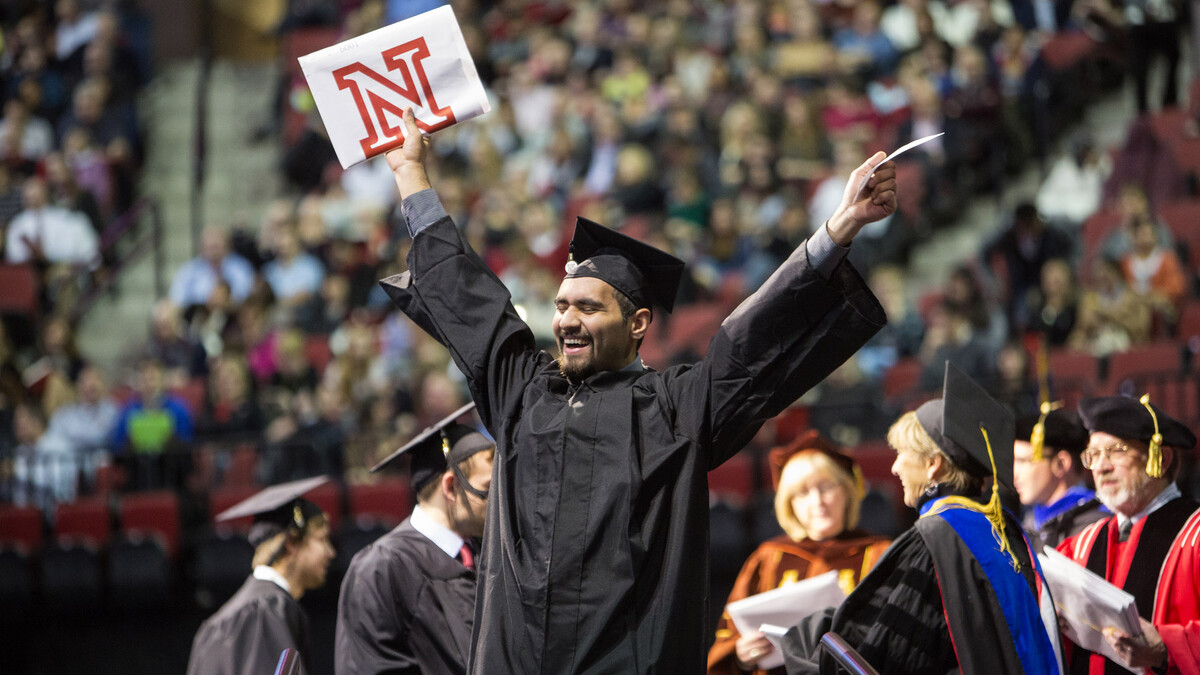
xmin=726 ymin=570 xmax=847 ymax=670
xmin=1039 ymin=547 xmax=1145 ymax=674
xmin=298 ymin=5 xmax=490 ymax=169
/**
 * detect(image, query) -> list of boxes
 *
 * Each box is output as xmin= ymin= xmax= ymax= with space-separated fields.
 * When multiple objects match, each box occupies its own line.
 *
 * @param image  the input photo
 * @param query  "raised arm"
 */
xmin=379 ymin=110 xmax=543 ymax=433
xmin=667 ymin=154 xmax=896 ymax=467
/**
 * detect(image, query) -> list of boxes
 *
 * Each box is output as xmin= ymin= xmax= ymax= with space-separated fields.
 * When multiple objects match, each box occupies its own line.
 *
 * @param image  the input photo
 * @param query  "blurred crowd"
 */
xmin=0 ymin=0 xmax=1196 ymax=523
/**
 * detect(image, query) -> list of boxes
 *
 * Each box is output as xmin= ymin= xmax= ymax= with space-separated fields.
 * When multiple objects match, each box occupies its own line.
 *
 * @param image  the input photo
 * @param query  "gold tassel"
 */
xmin=922 ymin=426 xmax=1020 ymax=571
xmin=442 ymin=435 xmax=451 ymax=458
xmin=852 ymin=465 xmax=866 ymax=499
xmin=1030 ymin=400 xmax=1063 ymax=462
xmin=1140 ymin=394 xmax=1164 ymax=478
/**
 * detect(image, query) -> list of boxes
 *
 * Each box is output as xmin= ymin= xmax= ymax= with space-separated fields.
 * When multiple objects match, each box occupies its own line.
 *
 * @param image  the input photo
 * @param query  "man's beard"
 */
xmin=557 ymin=351 xmax=596 ymax=381
xmin=1095 ymin=471 xmax=1154 ymax=515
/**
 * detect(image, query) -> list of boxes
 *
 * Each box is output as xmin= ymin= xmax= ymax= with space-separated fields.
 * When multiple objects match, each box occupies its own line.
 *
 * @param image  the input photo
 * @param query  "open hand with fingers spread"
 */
xmin=825 ymin=151 xmax=898 ymax=246
xmin=385 ymin=108 xmax=433 ymax=200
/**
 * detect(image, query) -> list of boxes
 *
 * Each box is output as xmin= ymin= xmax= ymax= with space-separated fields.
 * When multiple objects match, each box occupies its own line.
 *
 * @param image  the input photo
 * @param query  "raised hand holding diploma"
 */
xmin=299 ymin=5 xmax=490 ymax=169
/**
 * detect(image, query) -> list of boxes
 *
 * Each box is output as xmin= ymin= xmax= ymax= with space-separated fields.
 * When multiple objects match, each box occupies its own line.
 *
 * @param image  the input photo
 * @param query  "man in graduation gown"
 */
xmin=781 ymin=364 xmax=1063 ymax=675
xmin=1057 ymin=395 xmax=1200 ymax=674
xmin=335 ymin=404 xmax=494 ymax=674
xmin=187 ymin=477 xmax=336 ymax=675
xmin=378 ymin=109 xmax=895 ymax=673
xmin=1013 ymin=408 xmax=1107 ymax=549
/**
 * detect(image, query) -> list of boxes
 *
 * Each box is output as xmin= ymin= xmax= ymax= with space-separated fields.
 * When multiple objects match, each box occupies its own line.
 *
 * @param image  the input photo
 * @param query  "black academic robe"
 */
xmin=783 ymin=501 xmax=1061 ymax=675
xmin=381 ymin=216 xmax=885 ymax=674
xmin=186 ymin=576 xmax=310 ymax=675
xmin=335 ymin=518 xmax=476 ymax=675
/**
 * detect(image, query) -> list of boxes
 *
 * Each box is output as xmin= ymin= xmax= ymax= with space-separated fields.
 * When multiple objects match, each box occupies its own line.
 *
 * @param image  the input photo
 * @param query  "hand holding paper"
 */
xmin=299 ymin=5 xmax=490 ymax=169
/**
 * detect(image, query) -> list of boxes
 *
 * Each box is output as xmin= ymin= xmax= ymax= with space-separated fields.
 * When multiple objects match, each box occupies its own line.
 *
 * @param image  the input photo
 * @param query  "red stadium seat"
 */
xmin=209 ymin=484 xmax=260 ymax=533
xmin=773 ymin=405 xmax=811 ymax=446
xmin=882 ymin=357 xmax=923 ymax=399
xmin=0 ymin=264 xmax=39 ymax=318
xmin=1045 ymin=350 xmax=1100 ymax=409
xmin=54 ymin=498 xmax=112 ymax=549
xmin=667 ymin=302 xmax=727 ymax=358
xmin=347 ymin=480 xmax=413 ymax=528
xmin=1181 ymin=301 xmax=1200 ymax=356
xmin=120 ymin=491 xmax=181 ymax=559
xmin=1107 ymin=342 xmax=1183 ymax=384
xmin=1079 ymin=210 xmax=1122 ymax=273
xmin=0 ymin=505 xmax=43 ymax=555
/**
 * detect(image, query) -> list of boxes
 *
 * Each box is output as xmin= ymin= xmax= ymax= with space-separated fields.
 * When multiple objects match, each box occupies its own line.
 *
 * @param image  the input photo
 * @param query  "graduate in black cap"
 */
xmin=1057 ymin=394 xmax=1199 ymax=674
xmin=334 ymin=403 xmax=494 ymax=675
xmin=1013 ymin=406 xmax=1106 ymax=549
xmin=380 ymin=109 xmax=894 ymax=674
xmin=186 ymin=476 xmax=335 ymax=675
xmin=782 ymin=363 xmax=1063 ymax=675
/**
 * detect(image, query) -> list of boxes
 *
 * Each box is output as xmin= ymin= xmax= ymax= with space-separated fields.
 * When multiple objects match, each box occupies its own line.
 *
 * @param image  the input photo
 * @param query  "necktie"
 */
xmin=1118 ymin=519 xmax=1133 ymax=542
xmin=458 ymin=542 xmax=475 ymax=571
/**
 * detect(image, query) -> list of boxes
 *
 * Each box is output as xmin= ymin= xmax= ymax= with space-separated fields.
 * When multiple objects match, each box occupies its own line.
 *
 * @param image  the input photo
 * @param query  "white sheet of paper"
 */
xmin=726 ymin=570 xmax=846 ymax=670
xmin=854 ymin=132 xmax=945 ymax=199
xmin=1038 ymin=547 xmax=1145 ymax=674
xmin=299 ymin=5 xmax=491 ymax=168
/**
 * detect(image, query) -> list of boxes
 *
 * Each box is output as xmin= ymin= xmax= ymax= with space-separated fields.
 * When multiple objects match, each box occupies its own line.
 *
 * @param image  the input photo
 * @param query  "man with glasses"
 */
xmin=1057 ymin=395 xmax=1199 ymax=674
xmin=1012 ymin=408 xmax=1107 ymax=549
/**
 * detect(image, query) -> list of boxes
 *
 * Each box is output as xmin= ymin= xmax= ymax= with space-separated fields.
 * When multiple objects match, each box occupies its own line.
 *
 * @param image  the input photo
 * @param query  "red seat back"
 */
xmin=347 ymin=480 xmax=412 ymax=528
xmin=209 ymin=484 xmax=261 ymax=533
xmin=0 ymin=264 xmax=39 ymax=317
xmin=0 ymin=505 xmax=43 ymax=554
xmin=120 ymin=491 xmax=181 ymax=558
xmin=55 ymin=498 xmax=112 ymax=548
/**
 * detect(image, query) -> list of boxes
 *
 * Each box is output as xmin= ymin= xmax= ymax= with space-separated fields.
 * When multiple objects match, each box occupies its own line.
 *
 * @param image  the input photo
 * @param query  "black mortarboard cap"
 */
xmin=370 ymin=403 xmax=494 ymax=493
xmin=1015 ymin=409 xmax=1089 ymax=457
xmin=565 ymin=217 xmax=685 ymax=313
xmin=915 ymin=362 xmax=1015 ymax=490
xmin=1078 ymin=396 xmax=1196 ymax=450
xmin=215 ymin=475 xmax=330 ymax=548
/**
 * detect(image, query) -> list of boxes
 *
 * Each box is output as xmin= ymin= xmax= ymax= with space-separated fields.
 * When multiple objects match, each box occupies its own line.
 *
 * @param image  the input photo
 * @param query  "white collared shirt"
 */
xmin=1116 ymin=483 xmax=1182 ymax=531
xmin=410 ymin=504 xmax=465 ymax=559
xmin=253 ymin=564 xmax=292 ymax=594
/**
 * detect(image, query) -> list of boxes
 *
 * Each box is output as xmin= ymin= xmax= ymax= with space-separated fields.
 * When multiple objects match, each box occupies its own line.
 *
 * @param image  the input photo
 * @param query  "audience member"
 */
xmin=1120 ymin=215 xmax=1187 ymax=321
xmin=983 ymin=202 xmax=1073 ymax=329
xmin=168 ymin=226 xmax=256 ymax=311
xmin=1069 ymin=257 xmax=1152 ymax=356
xmin=1024 ymin=258 xmax=1078 ymax=347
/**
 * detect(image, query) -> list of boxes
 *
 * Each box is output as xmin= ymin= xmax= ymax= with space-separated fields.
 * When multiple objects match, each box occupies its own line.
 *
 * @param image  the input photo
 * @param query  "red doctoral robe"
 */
xmin=1057 ymin=496 xmax=1200 ymax=675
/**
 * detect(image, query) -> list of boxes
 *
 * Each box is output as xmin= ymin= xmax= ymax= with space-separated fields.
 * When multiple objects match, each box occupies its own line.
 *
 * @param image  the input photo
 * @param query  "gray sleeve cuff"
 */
xmin=401 ymin=188 xmax=448 ymax=237
xmin=806 ymin=222 xmax=850 ymax=279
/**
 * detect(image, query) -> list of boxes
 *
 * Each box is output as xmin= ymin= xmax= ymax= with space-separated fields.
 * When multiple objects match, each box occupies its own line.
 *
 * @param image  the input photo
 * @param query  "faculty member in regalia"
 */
xmin=335 ymin=403 xmax=494 ymax=674
xmin=187 ymin=476 xmax=336 ymax=675
xmin=782 ymin=363 xmax=1063 ymax=675
xmin=1057 ymin=394 xmax=1199 ymax=674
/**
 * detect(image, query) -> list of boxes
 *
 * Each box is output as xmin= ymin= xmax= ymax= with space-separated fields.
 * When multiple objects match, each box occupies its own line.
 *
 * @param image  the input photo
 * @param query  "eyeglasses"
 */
xmin=1081 ymin=443 xmax=1141 ymax=470
xmin=794 ymin=481 xmax=843 ymax=500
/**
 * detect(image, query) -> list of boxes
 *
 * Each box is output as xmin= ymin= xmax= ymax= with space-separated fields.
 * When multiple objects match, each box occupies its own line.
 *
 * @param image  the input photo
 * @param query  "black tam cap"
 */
xmin=915 ymin=363 xmax=1015 ymax=490
xmin=370 ymin=403 xmax=494 ymax=493
xmin=215 ymin=476 xmax=330 ymax=548
xmin=1015 ymin=409 xmax=1089 ymax=457
xmin=565 ymin=217 xmax=685 ymax=313
xmin=1078 ymin=396 xmax=1196 ymax=450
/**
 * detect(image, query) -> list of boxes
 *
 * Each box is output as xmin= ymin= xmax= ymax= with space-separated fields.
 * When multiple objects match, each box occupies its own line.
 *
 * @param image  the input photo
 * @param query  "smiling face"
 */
xmin=782 ymin=459 xmax=849 ymax=541
xmin=553 ymin=276 xmax=646 ymax=381
xmin=891 ymin=447 xmax=935 ymax=508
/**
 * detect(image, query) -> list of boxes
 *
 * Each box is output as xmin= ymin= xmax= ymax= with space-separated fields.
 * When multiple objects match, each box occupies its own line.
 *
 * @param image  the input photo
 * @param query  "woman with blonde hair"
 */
xmin=781 ymin=364 xmax=1063 ymax=675
xmin=707 ymin=431 xmax=891 ymax=674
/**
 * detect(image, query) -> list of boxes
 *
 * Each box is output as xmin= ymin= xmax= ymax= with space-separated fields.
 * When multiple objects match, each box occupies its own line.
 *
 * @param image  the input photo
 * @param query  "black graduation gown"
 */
xmin=186 ymin=576 xmax=310 ymax=675
xmin=782 ymin=508 xmax=1057 ymax=675
xmin=334 ymin=518 xmax=476 ymax=675
xmin=381 ymin=216 xmax=885 ymax=674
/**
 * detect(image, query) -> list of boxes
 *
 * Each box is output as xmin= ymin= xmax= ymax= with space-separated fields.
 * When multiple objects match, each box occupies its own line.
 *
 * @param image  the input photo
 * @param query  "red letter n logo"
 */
xmin=332 ymin=38 xmax=458 ymax=158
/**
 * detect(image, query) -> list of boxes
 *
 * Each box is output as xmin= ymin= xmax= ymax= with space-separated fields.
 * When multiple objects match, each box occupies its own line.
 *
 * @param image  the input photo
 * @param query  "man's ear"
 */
xmin=629 ymin=307 xmax=652 ymax=341
xmin=440 ymin=470 xmax=458 ymax=505
xmin=1051 ymin=450 xmax=1073 ymax=478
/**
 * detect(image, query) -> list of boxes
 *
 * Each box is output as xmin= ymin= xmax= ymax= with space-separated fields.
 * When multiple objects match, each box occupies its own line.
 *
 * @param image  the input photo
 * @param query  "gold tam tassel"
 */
xmin=1140 ymin=394 xmax=1164 ymax=478
xmin=1030 ymin=400 xmax=1063 ymax=462
xmin=922 ymin=426 xmax=1020 ymax=571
